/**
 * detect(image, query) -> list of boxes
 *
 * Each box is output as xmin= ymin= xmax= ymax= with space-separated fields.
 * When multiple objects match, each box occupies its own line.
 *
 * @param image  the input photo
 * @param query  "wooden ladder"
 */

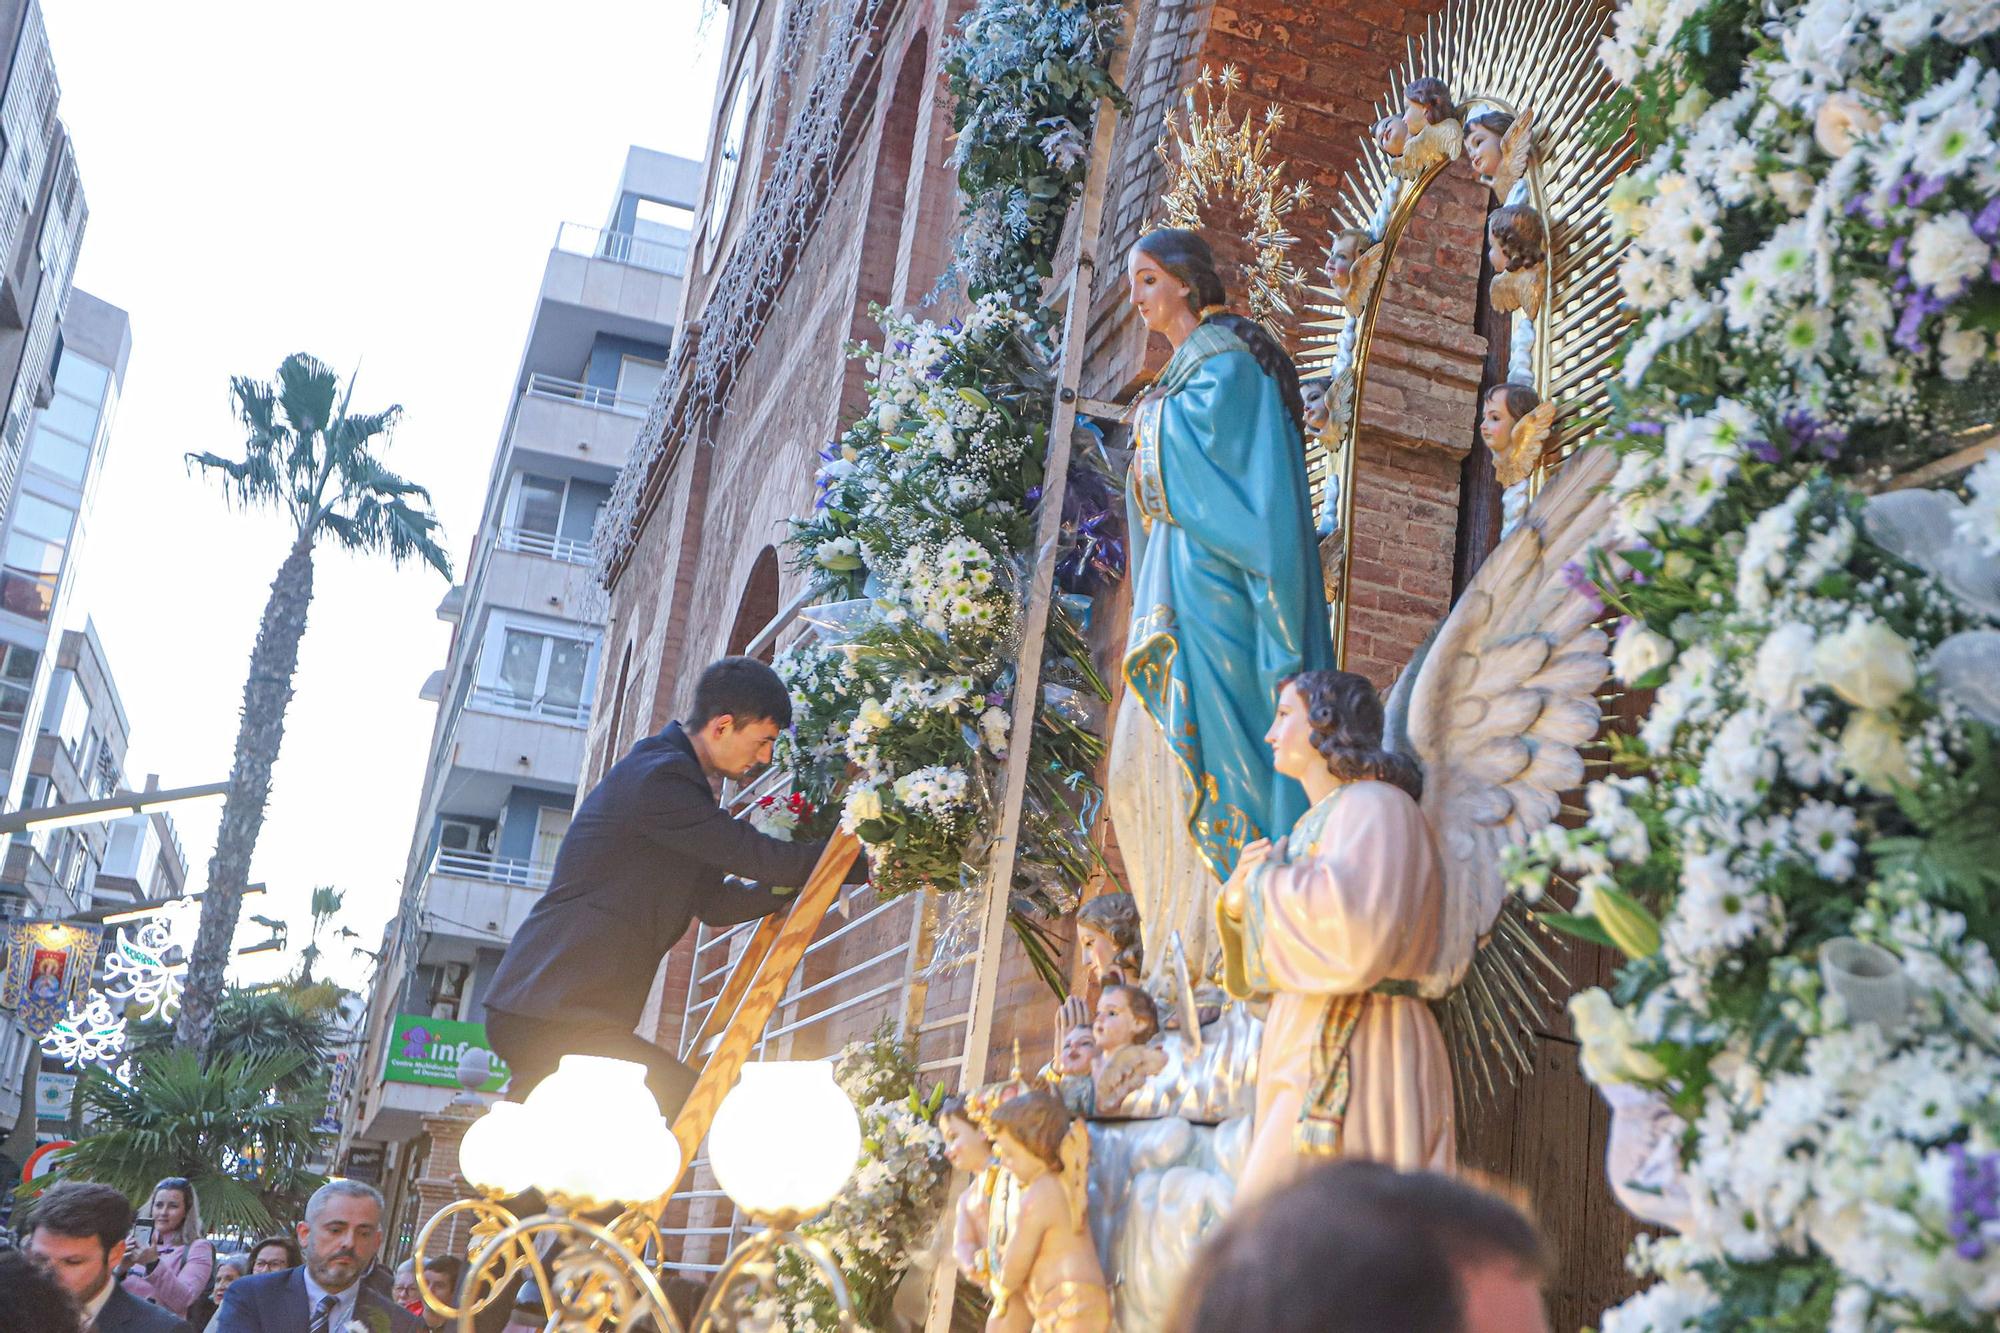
xmin=659 ymin=829 xmax=863 ymax=1193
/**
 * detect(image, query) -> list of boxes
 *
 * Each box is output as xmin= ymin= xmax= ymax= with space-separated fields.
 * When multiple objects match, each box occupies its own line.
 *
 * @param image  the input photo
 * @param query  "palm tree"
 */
xmin=292 ymin=885 xmax=354 ymax=990
xmin=176 ymin=354 xmax=451 ymax=1056
xmin=46 ymin=1051 xmax=327 ymax=1233
xmin=129 ymin=987 xmax=335 ymax=1096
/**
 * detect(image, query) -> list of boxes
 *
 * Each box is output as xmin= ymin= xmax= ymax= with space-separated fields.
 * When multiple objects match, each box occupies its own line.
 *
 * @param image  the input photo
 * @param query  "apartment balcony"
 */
xmin=539 ymin=222 xmax=683 ymax=332
xmin=418 ymin=846 xmax=552 ymax=948
xmin=459 ymin=537 xmax=597 ymax=632
xmin=506 ymin=373 xmax=652 ymax=474
xmin=438 ymin=693 xmax=589 ymax=805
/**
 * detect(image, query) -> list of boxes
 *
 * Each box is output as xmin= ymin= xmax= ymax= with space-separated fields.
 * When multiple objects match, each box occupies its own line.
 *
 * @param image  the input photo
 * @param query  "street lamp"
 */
xmin=418 ymin=1056 xmax=863 ymax=1331
xmin=0 ymin=779 xmax=229 ymax=836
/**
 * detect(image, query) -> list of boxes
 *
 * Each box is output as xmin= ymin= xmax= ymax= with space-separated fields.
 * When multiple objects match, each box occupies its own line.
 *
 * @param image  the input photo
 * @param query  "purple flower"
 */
xmin=1948 ymin=1144 xmax=2000 ymax=1261
xmin=1895 ymin=289 xmax=1947 ymax=353
xmin=1974 ymin=196 xmax=2000 ymax=242
xmin=1906 ymin=174 xmax=1947 ymax=208
xmin=1748 ymin=438 xmax=1781 ymax=464
xmin=1889 ymin=235 xmax=1908 ymax=270
xmin=1560 ymin=561 xmax=1605 ymax=615
xmin=1780 ymin=410 xmax=1846 ymax=461
xmin=1626 ymin=420 xmax=1665 ymax=438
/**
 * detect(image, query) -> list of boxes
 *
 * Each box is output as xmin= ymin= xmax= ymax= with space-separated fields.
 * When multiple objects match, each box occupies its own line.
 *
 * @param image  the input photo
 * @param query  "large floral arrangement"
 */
xmin=1500 ymin=0 xmax=2000 ymax=1328
xmin=780 ymin=298 xmax=1113 ymax=984
xmin=758 ymin=1028 xmax=950 ymax=1332
xmin=943 ymin=0 xmax=1126 ymax=306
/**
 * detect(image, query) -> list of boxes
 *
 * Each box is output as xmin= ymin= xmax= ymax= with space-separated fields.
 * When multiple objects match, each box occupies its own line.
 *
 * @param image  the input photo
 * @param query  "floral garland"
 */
xmin=1501 ymin=1 xmax=2000 ymax=1328
xmin=780 ymin=298 xmax=1114 ymax=985
xmin=757 ymin=1028 xmax=950 ymax=1332
xmin=943 ymin=0 xmax=1126 ymax=306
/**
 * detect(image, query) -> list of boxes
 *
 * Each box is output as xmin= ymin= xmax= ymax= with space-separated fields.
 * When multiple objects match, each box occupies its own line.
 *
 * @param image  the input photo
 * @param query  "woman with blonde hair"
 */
xmin=120 ymin=1175 xmax=216 ymax=1319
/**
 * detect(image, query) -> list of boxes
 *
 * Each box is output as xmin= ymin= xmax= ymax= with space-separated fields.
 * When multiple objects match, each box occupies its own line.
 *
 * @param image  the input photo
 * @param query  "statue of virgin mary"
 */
xmin=1109 ymin=228 xmax=1335 ymax=982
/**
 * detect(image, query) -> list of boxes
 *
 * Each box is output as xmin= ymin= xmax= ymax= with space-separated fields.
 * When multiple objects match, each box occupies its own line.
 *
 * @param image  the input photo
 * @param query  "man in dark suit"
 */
xmin=211 ymin=1180 xmax=420 ymax=1333
xmin=482 ymin=656 xmax=863 ymax=1115
xmin=24 ymin=1180 xmax=192 ymax=1332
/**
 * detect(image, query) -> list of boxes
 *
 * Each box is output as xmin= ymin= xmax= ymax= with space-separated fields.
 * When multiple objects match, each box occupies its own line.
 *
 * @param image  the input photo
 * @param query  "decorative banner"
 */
xmin=315 ymin=1051 xmax=353 ymax=1135
xmin=383 ymin=1014 xmax=510 ymax=1091
xmin=34 ymin=1071 xmax=76 ymax=1121
xmin=40 ymin=991 xmax=128 ymax=1069
xmin=1 ymin=923 xmax=102 ymax=1036
xmin=101 ymin=907 xmax=190 ymax=1022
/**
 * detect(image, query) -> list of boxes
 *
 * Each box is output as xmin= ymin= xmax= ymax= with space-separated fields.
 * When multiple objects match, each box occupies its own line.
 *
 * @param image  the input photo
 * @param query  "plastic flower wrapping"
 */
xmin=781 ymin=297 xmax=1114 ymax=989
xmin=757 ymin=1028 xmax=950 ymax=1333
xmin=1501 ymin=0 xmax=2000 ymax=1327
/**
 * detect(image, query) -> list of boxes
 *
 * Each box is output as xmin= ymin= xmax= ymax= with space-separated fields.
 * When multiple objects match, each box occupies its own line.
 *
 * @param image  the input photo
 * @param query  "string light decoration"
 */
xmin=40 ymin=991 xmax=127 ymax=1069
xmin=597 ymin=0 xmax=890 ymax=583
xmin=101 ymin=900 xmax=194 ymax=1021
xmin=1154 ymin=65 xmax=1313 ymax=331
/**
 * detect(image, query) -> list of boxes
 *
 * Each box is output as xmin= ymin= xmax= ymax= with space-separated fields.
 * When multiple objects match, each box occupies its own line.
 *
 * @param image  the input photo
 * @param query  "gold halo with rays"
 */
xmin=1302 ymin=0 xmax=1633 ymax=658
xmin=1154 ymin=64 xmax=1314 ymax=333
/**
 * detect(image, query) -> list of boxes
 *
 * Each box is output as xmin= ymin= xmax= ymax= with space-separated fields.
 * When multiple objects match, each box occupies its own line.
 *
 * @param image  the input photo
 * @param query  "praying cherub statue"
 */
xmin=1390 ymin=76 xmax=1462 ymax=179
xmin=1091 ymin=983 xmax=1167 ymax=1115
xmin=1465 ymin=108 xmax=1535 ymax=204
xmin=985 ymin=1090 xmax=1112 ymax=1333
xmin=1323 ymin=227 xmax=1385 ymax=311
xmin=939 ymin=1095 xmax=1000 ymax=1285
xmin=1480 ymin=381 xmax=1557 ymax=489
xmin=1486 ymin=204 xmax=1548 ymax=321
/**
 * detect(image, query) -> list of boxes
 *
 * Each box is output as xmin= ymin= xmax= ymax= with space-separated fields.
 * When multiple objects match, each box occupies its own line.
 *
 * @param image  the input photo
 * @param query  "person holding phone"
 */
xmin=121 ymin=1177 xmax=216 ymax=1320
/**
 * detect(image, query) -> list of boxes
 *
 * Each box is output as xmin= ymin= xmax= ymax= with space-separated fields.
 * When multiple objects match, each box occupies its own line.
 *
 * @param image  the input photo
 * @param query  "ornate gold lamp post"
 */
xmin=416 ymin=1055 xmax=862 ymax=1331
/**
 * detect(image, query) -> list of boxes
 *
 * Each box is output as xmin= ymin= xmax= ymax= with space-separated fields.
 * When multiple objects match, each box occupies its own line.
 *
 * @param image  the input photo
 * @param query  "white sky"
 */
xmin=40 ymin=0 xmax=722 ymax=991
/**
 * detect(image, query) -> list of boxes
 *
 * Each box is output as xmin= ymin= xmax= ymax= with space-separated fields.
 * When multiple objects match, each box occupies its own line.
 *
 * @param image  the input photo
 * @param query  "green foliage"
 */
xmin=189 ymin=352 xmax=451 ymax=578
xmin=45 ymin=1050 xmax=328 ymax=1234
xmin=126 ymin=987 xmax=336 ymax=1096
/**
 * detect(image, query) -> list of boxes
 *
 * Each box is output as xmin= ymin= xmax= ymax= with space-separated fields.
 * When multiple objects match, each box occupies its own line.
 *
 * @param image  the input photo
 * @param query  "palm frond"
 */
xmin=274 ymin=353 xmax=339 ymax=440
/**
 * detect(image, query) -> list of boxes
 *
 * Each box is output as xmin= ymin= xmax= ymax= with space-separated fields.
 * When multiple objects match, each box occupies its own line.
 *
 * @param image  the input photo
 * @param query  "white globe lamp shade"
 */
xmin=520 ymin=1055 xmax=682 ymax=1206
xmin=458 ymin=1102 xmax=538 ymax=1198
xmin=707 ymin=1061 xmax=861 ymax=1220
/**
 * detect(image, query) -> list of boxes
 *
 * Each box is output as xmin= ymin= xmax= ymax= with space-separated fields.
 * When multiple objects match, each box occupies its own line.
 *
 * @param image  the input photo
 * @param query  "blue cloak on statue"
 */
xmin=1122 ymin=321 xmax=1335 ymax=880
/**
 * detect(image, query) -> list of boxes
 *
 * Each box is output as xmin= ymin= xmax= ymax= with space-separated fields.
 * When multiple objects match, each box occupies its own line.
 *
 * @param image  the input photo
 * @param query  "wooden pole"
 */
xmin=920 ymin=12 xmax=1136 ymax=1328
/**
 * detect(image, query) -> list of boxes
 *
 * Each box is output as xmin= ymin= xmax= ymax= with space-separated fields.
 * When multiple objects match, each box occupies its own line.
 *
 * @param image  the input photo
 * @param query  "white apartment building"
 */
xmin=342 ymin=148 xmax=699 ymax=1248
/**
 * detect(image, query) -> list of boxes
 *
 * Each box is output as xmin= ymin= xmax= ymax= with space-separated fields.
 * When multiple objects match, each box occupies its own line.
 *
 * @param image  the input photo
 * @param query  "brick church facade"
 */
xmin=592 ymin=0 xmax=1640 ymax=1321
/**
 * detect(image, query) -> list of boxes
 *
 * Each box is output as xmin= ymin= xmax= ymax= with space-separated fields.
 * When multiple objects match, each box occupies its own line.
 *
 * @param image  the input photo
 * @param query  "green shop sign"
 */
xmin=384 ymin=1014 xmax=511 ymax=1091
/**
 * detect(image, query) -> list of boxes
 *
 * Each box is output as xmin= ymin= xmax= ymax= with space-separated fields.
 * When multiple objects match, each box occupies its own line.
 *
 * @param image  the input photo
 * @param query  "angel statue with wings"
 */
xmin=1111 ymin=228 xmax=1334 ymax=985
xmin=1213 ymin=447 xmax=1614 ymax=1202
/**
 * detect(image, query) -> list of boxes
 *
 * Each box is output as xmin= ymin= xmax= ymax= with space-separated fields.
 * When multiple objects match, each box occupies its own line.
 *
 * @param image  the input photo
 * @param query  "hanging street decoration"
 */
xmin=0 ymin=921 xmax=103 ymax=1037
xmin=40 ymin=990 xmax=128 ymax=1069
xmin=101 ymin=901 xmax=193 ymax=1021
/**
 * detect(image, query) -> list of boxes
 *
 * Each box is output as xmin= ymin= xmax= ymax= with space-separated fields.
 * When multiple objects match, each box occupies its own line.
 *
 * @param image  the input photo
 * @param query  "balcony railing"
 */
xmin=496 ymin=525 xmax=593 ymax=565
xmin=524 ymin=372 xmax=653 ymax=419
xmin=429 ymin=847 xmax=553 ymax=890
xmin=554 ymin=222 xmax=689 ymax=277
xmin=466 ymin=684 xmax=591 ymax=727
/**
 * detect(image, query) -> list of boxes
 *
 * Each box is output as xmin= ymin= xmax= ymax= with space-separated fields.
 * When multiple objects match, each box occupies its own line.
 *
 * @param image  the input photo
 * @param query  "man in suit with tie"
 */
xmin=482 ymin=656 xmax=865 ymax=1115
xmin=24 ymin=1181 xmax=191 ymax=1332
xmin=210 ymin=1180 xmax=421 ymax=1333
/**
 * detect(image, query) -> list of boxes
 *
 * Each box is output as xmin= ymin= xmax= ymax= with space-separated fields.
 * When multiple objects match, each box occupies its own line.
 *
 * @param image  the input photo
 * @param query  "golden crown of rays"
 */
xmin=1155 ymin=65 xmax=1313 ymax=331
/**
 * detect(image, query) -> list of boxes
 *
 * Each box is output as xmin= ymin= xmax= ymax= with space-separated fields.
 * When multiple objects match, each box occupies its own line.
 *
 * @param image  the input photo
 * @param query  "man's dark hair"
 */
xmin=27 ymin=1180 xmax=136 ymax=1254
xmin=0 ymin=1248 xmax=85 ymax=1333
xmin=688 ymin=656 xmax=792 ymax=730
xmin=1172 ymin=1161 xmax=1546 ymax=1333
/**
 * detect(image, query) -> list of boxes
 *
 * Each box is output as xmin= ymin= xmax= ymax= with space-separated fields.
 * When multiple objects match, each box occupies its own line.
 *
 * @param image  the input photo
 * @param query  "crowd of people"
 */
xmin=0 ymin=1176 xmax=443 ymax=1332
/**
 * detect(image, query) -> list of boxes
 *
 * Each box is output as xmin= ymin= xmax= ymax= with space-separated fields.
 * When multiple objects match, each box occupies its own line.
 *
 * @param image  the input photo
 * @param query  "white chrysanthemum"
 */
xmin=1791 ymin=798 xmax=1860 ymax=879
xmin=1913 ymin=97 xmax=1995 ymax=180
xmin=1750 ymin=622 xmax=1819 ymax=710
xmin=1908 ymin=212 xmax=1993 ymax=298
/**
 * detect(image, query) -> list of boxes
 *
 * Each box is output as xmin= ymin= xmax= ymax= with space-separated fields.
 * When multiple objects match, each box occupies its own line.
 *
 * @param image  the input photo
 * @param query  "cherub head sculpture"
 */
xmin=1324 ymin=227 xmax=1385 ymax=312
xmin=1374 ymin=113 xmax=1409 ymax=157
xmin=1075 ymin=891 xmax=1142 ymax=986
xmin=1487 ymin=204 xmax=1549 ymax=319
xmin=935 ymin=1094 xmax=994 ymax=1173
xmin=1092 ymin=982 xmax=1160 ymax=1055
xmin=1487 ymin=204 xmax=1547 ymax=273
xmin=1465 ymin=110 xmax=1516 ymax=180
xmin=1481 ymin=382 xmax=1557 ymax=488
xmin=1056 ymin=1024 xmax=1097 ymax=1077
xmin=988 ymin=1089 xmax=1076 ymax=1180
xmin=1403 ymin=77 xmax=1456 ymax=135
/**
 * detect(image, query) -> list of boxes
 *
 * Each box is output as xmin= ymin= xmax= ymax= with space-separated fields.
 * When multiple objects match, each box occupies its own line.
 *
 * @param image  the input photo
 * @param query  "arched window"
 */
xmin=725 ymin=547 xmax=782 ymax=663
